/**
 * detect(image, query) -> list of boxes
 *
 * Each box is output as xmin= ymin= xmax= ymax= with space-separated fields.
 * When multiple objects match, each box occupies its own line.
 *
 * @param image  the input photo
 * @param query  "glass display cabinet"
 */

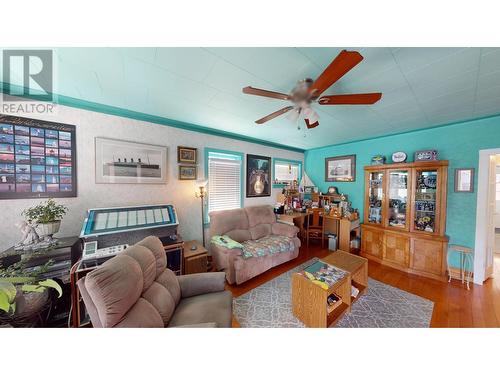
xmin=361 ymin=161 xmax=448 ymax=281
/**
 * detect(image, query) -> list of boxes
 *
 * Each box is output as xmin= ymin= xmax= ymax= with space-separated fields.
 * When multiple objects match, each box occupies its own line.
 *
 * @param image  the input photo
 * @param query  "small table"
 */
xmin=183 ymin=240 xmax=208 ymax=274
xmin=322 ymin=250 xmax=368 ymax=302
xmin=292 ymin=260 xmax=352 ymax=328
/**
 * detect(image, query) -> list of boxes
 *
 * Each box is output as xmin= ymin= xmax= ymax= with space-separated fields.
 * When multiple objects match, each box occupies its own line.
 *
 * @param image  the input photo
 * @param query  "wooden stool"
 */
xmin=447 ymin=245 xmax=473 ymax=290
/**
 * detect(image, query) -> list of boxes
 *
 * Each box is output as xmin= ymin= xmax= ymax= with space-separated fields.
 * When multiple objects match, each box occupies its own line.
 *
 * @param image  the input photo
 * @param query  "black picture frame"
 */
xmin=177 ymin=146 xmax=197 ymax=164
xmin=325 ymin=154 xmax=356 ymax=182
xmin=0 ymin=115 xmax=77 ymax=199
xmin=246 ymin=154 xmax=271 ymax=198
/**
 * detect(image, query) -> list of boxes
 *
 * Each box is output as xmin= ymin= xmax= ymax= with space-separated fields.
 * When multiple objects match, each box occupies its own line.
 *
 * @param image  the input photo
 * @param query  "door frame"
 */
xmin=474 ymin=148 xmax=500 ymax=284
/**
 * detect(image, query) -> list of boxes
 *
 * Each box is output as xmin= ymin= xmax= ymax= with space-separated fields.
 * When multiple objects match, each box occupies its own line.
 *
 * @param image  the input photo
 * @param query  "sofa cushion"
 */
xmin=242 ymin=235 xmax=296 ymax=258
xmin=114 ymin=298 xmax=164 ymax=328
xmin=121 ymin=246 xmax=157 ymax=292
xmin=168 ymin=290 xmax=233 ymax=328
xmin=245 ymin=205 xmax=276 ymax=227
xmin=249 ymin=223 xmax=272 ymax=240
xmin=225 ymin=229 xmax=251 ymax=242
xmin=209 ymin=208 xmax=249 ymax=237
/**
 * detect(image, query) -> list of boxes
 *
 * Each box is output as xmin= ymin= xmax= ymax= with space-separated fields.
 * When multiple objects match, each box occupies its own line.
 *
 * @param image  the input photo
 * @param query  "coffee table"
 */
xmin=292 ymin=260 xmax=351 ymax=328
xmin=322 ymin=250 xmax=368 ymax=302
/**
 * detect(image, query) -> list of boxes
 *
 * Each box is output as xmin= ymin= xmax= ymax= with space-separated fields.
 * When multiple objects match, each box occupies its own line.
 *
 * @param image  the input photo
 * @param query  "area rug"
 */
xmin=233 ymin=258 xmax=434 ymax=328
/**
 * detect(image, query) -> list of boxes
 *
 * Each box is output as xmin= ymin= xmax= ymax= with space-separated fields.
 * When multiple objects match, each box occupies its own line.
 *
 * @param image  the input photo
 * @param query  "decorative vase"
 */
xmin=254 ymin=175 xmax=265 ymax=194
xmin=36 ymin=221 xmax=61 ymax=243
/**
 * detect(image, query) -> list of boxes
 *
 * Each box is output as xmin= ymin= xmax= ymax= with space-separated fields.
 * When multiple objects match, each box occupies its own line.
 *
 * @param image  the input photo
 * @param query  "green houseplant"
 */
xmin=0 ymin=259 xmax=62 ymax=327
xmin=22 ymin=199 xmax=68 ymax=242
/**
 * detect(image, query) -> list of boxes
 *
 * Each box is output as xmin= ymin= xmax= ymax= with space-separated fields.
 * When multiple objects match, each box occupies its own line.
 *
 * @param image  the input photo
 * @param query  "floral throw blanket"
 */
xmin=240 ymin=235 xmax=295 ymax=259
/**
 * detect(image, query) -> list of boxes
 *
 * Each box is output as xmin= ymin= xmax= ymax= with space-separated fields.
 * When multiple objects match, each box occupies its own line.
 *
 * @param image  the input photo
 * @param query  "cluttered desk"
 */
xmin=274 ymin=183 xmax=360 ymax=252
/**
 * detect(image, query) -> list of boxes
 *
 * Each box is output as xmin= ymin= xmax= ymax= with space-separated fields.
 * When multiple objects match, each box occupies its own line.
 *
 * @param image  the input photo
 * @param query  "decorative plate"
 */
xmin=391 ymin=151 xmax=407 ymax=163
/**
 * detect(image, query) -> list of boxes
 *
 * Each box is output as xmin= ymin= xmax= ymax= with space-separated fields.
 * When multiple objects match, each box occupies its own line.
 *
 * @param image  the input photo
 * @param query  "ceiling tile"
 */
xmin=392 ymin=47 xmax=465 ymax=74
xmin=155 ymin=48 xmax=218 ymax=83
xmin=403 ymin=48 xmax=480 ymax=89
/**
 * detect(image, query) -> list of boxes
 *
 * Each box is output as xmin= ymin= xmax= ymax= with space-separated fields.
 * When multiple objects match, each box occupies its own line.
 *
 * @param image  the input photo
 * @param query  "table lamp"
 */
xmin=195 ymin=179 xmax=208 ymax=247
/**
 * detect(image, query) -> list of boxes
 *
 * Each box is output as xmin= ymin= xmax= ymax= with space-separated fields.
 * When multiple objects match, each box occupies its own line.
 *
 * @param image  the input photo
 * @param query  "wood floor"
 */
xmin=227 ymin=244 xmax=500 ymax=328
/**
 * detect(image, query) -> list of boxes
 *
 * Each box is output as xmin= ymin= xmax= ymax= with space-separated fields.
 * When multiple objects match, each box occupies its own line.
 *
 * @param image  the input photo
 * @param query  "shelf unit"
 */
xmin=361 ymin=160 xmax=449 ymax=281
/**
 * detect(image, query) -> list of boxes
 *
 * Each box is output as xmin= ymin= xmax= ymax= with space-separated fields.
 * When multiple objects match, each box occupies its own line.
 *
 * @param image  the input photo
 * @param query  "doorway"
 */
xmin=474 ymin=150 xmax=500 ymax=284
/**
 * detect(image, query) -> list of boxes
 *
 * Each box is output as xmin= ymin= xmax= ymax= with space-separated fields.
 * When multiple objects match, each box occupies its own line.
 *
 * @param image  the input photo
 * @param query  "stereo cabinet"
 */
xmin=361 ymin=160 xmax=448 ymax=281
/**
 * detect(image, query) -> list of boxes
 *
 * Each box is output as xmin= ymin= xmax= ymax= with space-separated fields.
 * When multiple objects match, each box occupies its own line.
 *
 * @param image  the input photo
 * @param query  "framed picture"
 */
xmin=325 ymin=155 xmax=356 ymax=182
xmin=177 ymin=146 xmax=197 ymax=164
xmin=0 ymin=115 xmax=77 ymax=199
xmin=415 ymin=149 xmax=438 ymax=162
xmin=95 ymin=137 xmax=167 ymax=184
xmin=179 ymin=165 xmax=197 ymax=180
xmin=246 ymin=154 xmax=271 ymax=198
xmin=455 ymin=168 xmax=474 ymax=192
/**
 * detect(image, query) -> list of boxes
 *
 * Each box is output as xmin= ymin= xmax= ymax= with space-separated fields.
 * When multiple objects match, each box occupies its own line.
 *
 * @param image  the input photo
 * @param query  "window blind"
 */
xmin=208 ymin=155 xmax=242 ymax=213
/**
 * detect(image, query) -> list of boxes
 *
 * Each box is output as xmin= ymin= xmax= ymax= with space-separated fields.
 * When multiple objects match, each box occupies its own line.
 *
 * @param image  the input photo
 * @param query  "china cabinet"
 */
xmin=361 ymin=160 xmax=448 ymax=280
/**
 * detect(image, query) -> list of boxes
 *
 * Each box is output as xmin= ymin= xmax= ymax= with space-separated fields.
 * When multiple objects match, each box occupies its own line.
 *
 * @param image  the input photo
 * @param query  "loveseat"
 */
xmin=209 ymin=205 xmax=300 ymax=285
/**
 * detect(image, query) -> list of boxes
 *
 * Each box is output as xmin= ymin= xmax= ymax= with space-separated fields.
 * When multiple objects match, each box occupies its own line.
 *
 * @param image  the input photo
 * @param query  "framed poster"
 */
xmin=454 ymin=168 xmax=474 ymax=192
xmin=95 ymin=137 xmax=167 ymax=184
xmin=178 ymin=165 xmax=197 ymax=180
xmin=0 ymin=115 xmax=77 ymax=199
xmin=325 ymin=154 xmax=356 ymax=182
xmin=177 ymin=146 xmax=197 ymax=164
xmin=246 ymin=154 xmax=271 ymax=198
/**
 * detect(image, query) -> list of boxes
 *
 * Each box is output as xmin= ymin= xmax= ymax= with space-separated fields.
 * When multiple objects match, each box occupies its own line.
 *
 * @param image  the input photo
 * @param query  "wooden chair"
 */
xmin=305 ymin=208 xmax=325 ymax=248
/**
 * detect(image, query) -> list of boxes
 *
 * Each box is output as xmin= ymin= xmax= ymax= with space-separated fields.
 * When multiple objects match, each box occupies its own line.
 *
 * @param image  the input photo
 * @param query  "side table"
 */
xmin=182 ymin=240 xmax=208 ymax=274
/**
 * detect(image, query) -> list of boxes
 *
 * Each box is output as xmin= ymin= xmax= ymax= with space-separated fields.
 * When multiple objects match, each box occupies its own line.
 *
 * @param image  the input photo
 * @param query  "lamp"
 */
xmin=286 ymin=107 xmax=300 ymax=122
xmin=195 ymin=179 xmax=208 ymax=247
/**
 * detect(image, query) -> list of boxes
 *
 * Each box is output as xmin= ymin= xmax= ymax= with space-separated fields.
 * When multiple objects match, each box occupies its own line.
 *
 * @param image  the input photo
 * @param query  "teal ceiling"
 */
xmin=2 ymin=47 xmax=500 ymax=150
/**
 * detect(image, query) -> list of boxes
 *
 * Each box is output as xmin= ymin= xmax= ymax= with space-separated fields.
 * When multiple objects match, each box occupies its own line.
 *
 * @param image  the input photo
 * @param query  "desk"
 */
xmin=277 ymin=212 xmax=360 ymax=252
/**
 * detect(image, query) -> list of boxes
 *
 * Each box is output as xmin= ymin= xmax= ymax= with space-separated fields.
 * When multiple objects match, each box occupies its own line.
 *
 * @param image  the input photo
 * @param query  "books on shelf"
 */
xmin=351 ymin=285 xmax=360 ymax=298
xmin=327 ymin=293 xmax=342 ymax=313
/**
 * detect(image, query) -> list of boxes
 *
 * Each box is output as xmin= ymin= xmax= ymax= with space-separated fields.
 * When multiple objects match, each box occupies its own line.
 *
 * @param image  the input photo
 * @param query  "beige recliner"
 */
xmin=77 ymin=236 xmax=232 ymax=328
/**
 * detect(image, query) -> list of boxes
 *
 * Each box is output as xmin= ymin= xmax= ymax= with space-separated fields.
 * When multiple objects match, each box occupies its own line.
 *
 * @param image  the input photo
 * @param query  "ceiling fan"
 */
xmin=242 ymin=50 xmax=382 ymax=129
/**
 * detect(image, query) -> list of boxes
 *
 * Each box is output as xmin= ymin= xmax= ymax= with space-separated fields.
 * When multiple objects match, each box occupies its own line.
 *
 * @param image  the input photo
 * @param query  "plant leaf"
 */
xmin=0 ymin=281 xmax=17 ymax=303
xmin=39 ymin=279 xmax=63 ymax=298
xmin=0 ymin=291 xmax=11 ymax=313
xmin=21 ymin=284 xmax=45 ymax=293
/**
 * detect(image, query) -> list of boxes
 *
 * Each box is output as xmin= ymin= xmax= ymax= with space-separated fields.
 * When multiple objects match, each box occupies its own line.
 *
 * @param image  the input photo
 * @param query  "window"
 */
xmin=205 ymin=149 xmax=243 ymax=216
xmin=273 ymin=158 xmax=302 ymax=186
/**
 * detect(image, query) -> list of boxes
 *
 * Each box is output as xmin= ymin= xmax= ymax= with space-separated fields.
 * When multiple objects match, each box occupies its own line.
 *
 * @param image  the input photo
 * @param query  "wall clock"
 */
xmin=391 ymin=151 xmax=407 ymax=163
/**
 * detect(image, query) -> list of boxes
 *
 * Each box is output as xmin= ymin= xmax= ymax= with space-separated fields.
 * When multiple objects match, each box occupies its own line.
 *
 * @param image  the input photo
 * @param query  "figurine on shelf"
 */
xmin=14 ymin=220 xmax=40 ymax=250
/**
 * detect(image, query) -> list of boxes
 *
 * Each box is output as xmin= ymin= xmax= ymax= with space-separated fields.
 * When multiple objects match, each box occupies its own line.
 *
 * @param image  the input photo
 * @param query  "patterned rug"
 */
xmin=233 ymin=258 xmax=434 ymax=328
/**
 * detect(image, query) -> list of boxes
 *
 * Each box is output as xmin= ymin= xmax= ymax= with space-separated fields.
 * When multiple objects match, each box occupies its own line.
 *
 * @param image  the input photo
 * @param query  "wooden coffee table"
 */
xmin=292 ymin=261 xmax=352 ymax=328
xmin=322 ymin=250 xmax=368 ymax=302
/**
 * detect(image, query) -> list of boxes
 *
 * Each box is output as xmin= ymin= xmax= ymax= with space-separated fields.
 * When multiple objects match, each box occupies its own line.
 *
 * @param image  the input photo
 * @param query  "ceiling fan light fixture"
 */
xmin=286 ymin=107 xmax=300 ymax=122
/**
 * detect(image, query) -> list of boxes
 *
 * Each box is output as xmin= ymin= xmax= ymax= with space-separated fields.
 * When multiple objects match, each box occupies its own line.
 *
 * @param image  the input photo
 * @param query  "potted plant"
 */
xmin=22 ymin=199 xmax=68 ymax=242
xmin=0 ymin=259 xmax=62 ymax=327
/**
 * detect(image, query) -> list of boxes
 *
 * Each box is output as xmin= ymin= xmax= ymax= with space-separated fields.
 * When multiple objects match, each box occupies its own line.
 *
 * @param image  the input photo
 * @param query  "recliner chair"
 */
xmin=77 ymin=236 xmax=232 ymax=328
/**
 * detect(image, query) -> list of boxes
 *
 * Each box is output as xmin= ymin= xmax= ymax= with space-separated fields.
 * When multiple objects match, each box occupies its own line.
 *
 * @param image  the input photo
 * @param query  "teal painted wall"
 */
xmin=305 ymin=115 xmax=500 ymax=259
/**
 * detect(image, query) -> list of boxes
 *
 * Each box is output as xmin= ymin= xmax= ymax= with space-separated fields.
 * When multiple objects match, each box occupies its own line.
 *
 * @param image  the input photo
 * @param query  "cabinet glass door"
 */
xmin=414 ymin=169 xmax=438 ymax=233
xmin=388 ymin=170 xmax=409 ymax=229
xmin=367 ymin=171 xmax=384 ymax=224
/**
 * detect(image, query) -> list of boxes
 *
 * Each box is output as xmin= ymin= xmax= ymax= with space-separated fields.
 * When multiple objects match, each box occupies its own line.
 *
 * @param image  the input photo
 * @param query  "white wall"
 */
xmin=0 ymin=104 xmax=303 ymax=250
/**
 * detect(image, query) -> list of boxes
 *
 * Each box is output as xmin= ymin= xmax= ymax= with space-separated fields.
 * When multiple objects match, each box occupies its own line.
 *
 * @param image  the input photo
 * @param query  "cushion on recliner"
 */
xmin=84 ymin=254 xmax=144 ymax=327
xmin=249 ymin=223 xmax=272 ymax=240
xmin=168 ymin=290 xmax=232 ymax=328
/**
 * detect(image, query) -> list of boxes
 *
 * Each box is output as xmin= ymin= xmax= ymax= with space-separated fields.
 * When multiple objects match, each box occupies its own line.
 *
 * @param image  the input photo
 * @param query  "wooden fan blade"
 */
xmin=304 ymin=118 xmax=319 ymax=129
xmin=318 ymin=93 xmax=382 ymax=105
xmin=309 ymin=50 xmax=364 ymax=99
xmin=255 ymin=106 xmax=294 ymax=124
xmin=243 ymin=86 xmax=291 ymax=100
